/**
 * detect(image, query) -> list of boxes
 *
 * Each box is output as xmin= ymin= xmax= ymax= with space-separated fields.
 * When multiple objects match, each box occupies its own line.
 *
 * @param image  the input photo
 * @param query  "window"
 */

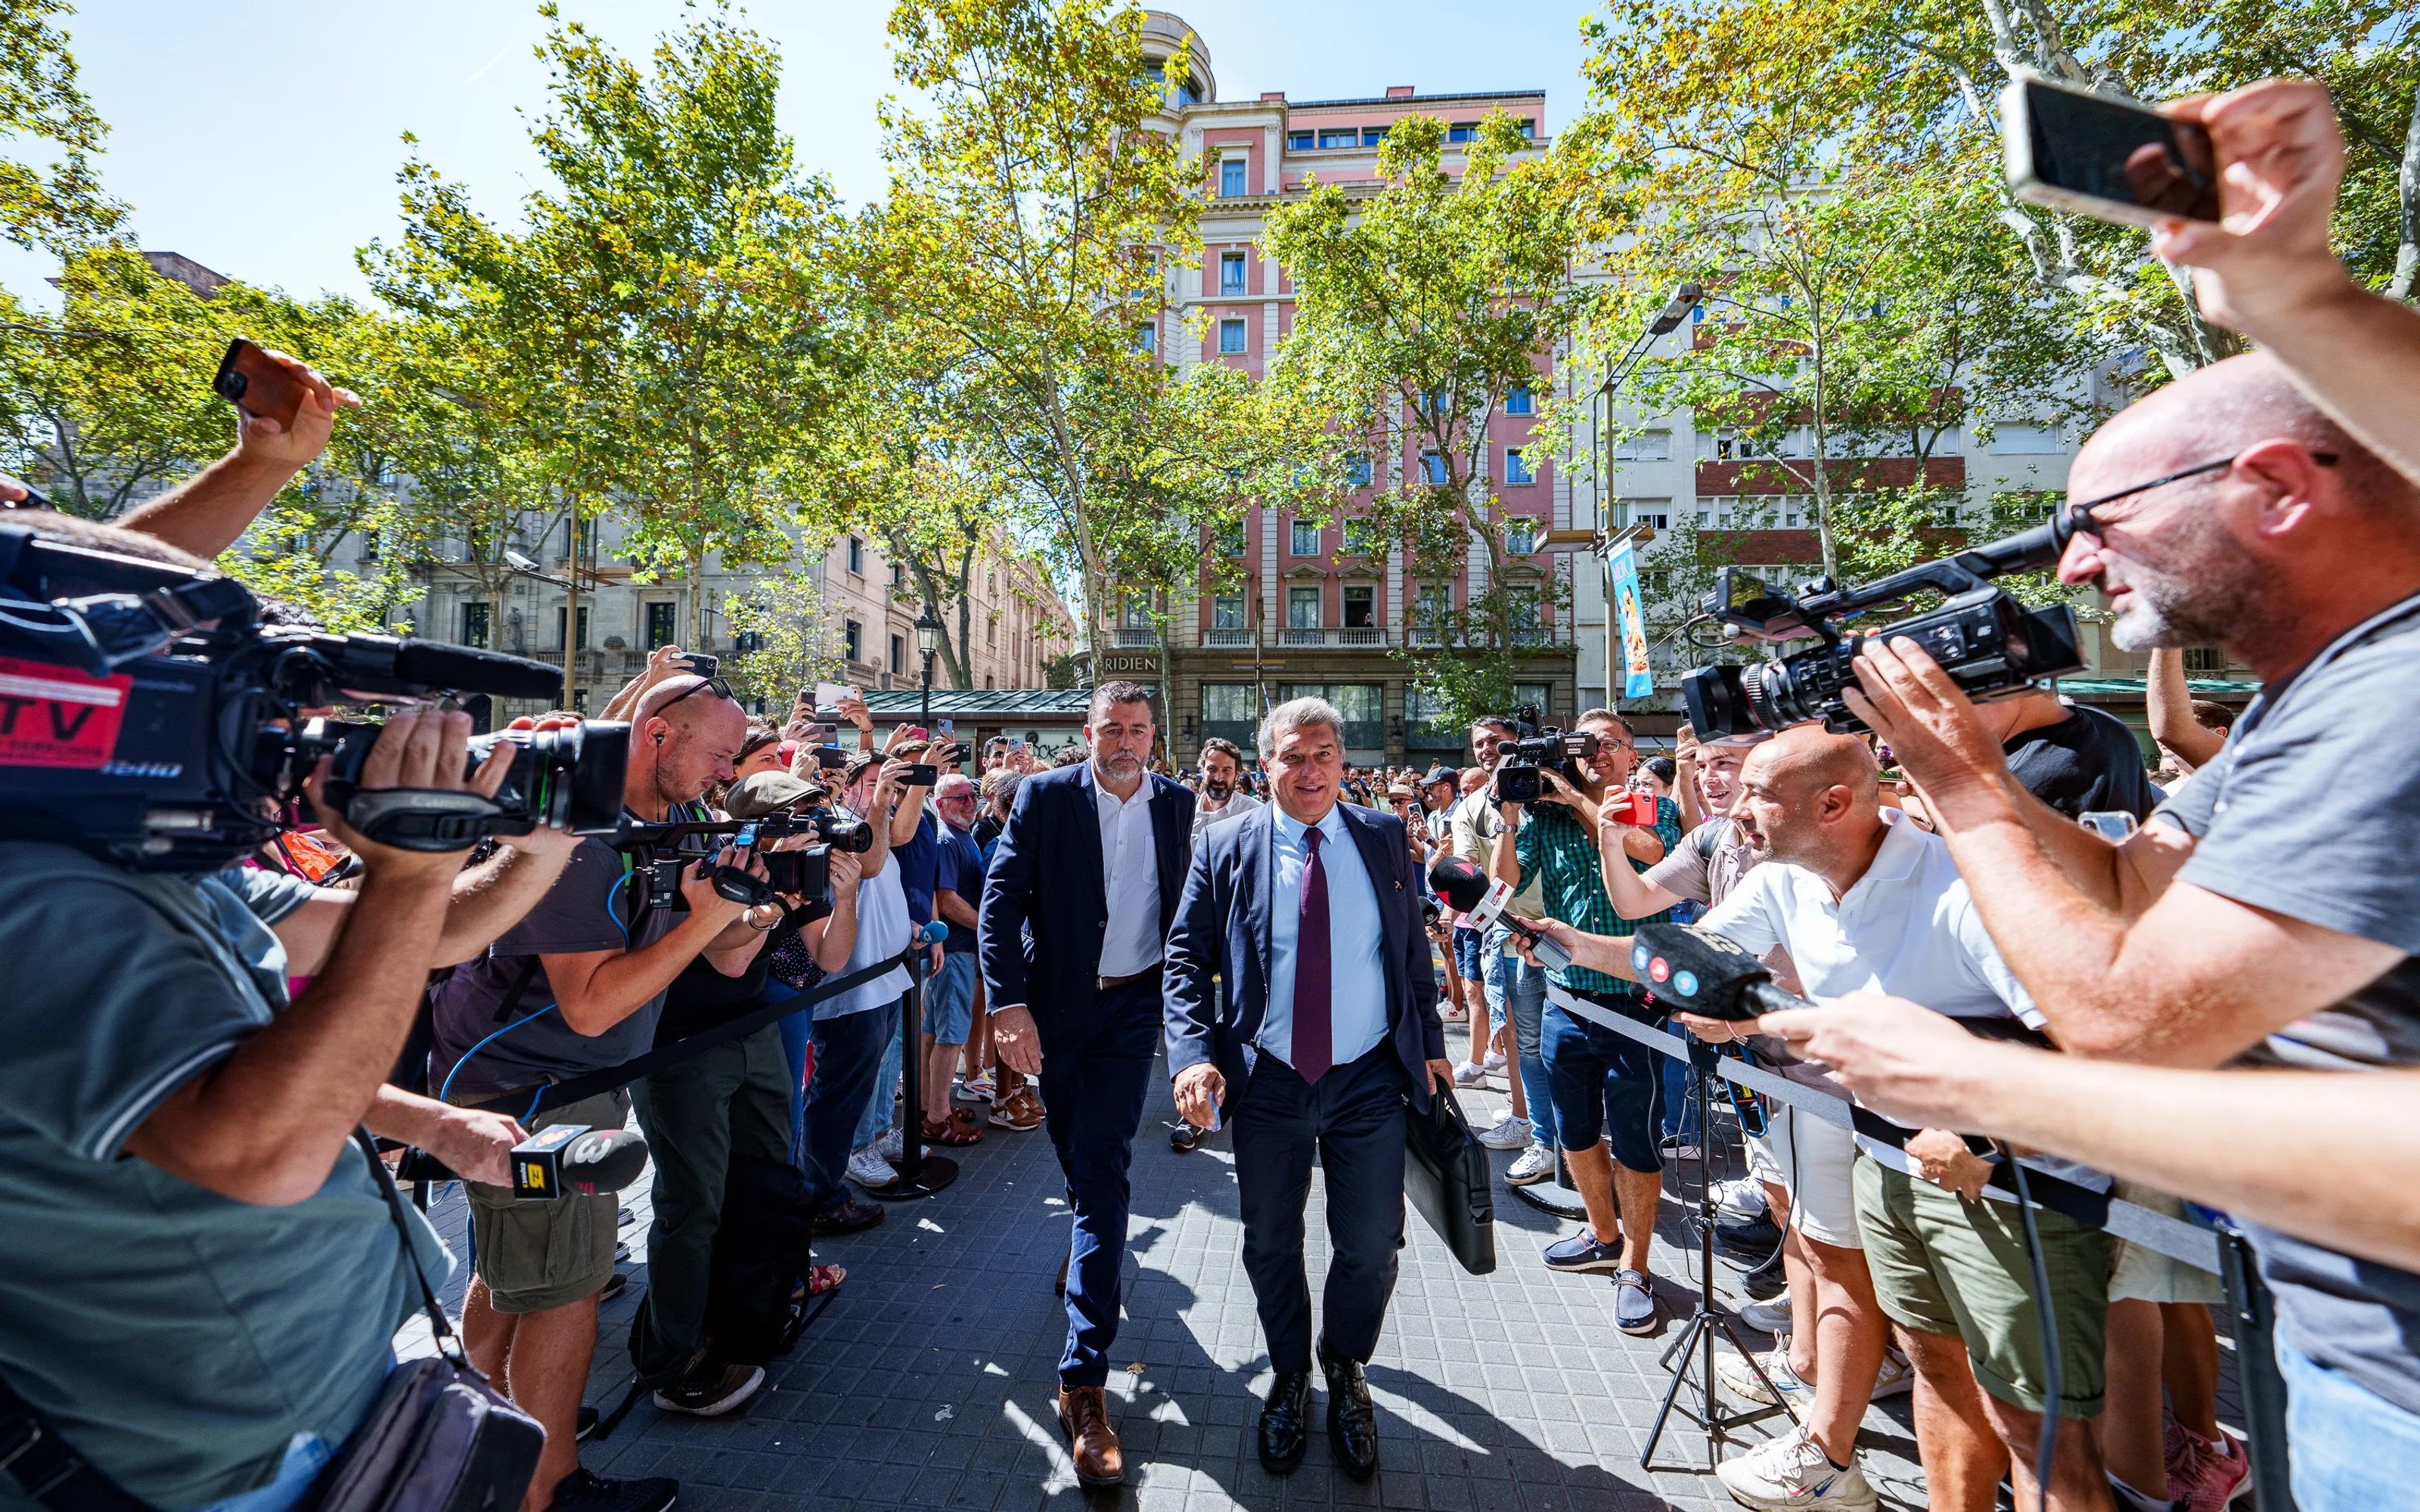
xmin=988 ymin=617 xmax=998 ymax=647
xmin=1219 ymin=156 xmax=1248 ymax=197
xmin=1342 ymin=584 xmax=1375 ymax=629
xmin=843 ymin=618 xmax=863 ymax=663
xmin=846 ymin=536 xmax=864 ymax=575
xmin=1341 ymin=517 xmax=1375 ymax=555
xmin=1505 ymin=384 xmax=1534 ymax=415
xmin=1420 ymin=451 xmax=1448 ymax=485
xmin=1215 ymin=522 xmax=1246 ymax=555
xmin=1508 ymin=587 xmax=1543 ymax=643
xmin=1135 ymin=322 xmax=1157 ymax=354
xmin=1506 ymin=519 xmax=1537 ymax=554
xmin=1347 ymin=454 xmax=1372 ymax=488
xmin=1518 ymin=117 xmax=1536 ymax=140
xmin=1288 ymin=130 xmax=1313 ymax=150
xmin=1613 ymin=429 xmax=1672 ymax=461
xmin=1290 ymin=519 xmax=1319 ymax=554
xmin=460 ymin=602 xmax=491 ymax=648
xmin=1361 ymin=125 xmax=1389 ymax=146
xmin=1120 ymin=596 xmax=1152 ymax=630
xmin=1212 ymin=593 xmax=1246 ymax=629
xmin=1447 ymin=121 xmax=1480 ymax=143
xmin=1218 ymin=318 xmax=1246 ymax=354
xmin=1989 ymin=423 xmax=2065 ymax=454
xmin=1504 ymin=448 xmax=1534 ymax=485
xmin=1317 ymin=128 xmax=1357 ymax=148
xmin=1415 ymin=582 xmax=1449 ymax=632
xmin=1513 ymin=681 xmax=1551 ymax=717
xmin=357 ymin=533 xmax=380 ymax=564
xmin=889 ymin=634 xmax=904 ymax=676
xmin=562 ymin=517 xmax=597 ymax=560
xmin=1618 ymin=498 xmax=1671 ymax=530
xmin=889 ymin=562 xmax=906 ymax=588
xmin=2183 ymin=646 xmax=2226 ymax=673
xmin=554 ymin=606 xmax=590 ymax=650
xmin=1220 ymin=252 xmax=1246 ymax=293
xmin=1288 ymin=586 xmax=1322 ymax=628
xmin=645 ymin=602 xmax=678 ymax=649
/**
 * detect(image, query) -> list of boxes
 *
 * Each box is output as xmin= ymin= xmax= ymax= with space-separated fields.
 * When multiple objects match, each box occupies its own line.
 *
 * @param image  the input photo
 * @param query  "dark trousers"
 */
xmin=1038 ymin=978 xmax=1162 ymax=1388
xmin=800 ymin=1001 xmax=899 ymax=1212
xmin=628 ymin=1022 xmax=796 ymax=1376
xmin=1231 ymin=1044 xmax=1409 ymax=1374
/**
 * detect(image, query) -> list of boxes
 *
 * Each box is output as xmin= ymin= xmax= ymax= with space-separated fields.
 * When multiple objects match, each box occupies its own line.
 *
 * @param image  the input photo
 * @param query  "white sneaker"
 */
xmin=1712 ymin=1176 xmax=1769 ymax=1219
xmin=1452 ymin=1061 xmax=1488 ymax=1088
xmin=846 ymin=1148 xmax=896 ymax=1188
xmin=1716 ymin=1426 xmax=1878 ymax=1512
xmin=1737 ymin=1296 xmax=1795 ymax=1334
xmin=1475 ymin=1110 xmax=1529 ymax=1151
xmin=1481 ymin=1050 xmax=1508 ymax=1072
xmin=1869 ymin=1346 xmax=1916 ymax=1399
xmin=875 ymin=1126 xmax=904 ymax=1162
xmin=1718 ymin=1347 xmax=1812 ymax=1408
xmin=1506 ymin=1142 xmax=1556 ymax=1185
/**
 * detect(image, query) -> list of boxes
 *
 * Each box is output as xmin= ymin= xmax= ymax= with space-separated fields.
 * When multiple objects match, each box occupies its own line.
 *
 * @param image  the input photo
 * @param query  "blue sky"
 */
xmin=2 ymin=0 xmax=1600 ymax=309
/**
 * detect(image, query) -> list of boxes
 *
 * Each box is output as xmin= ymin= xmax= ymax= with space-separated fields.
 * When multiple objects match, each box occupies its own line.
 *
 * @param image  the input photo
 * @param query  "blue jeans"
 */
xmin=852 ymin=1009 xmax=906 ymax=1149
xmin=1482 ymin=925 xmax=1555 ymax=1148
xmin=185 ymin=1433 xmax=332 ymax=1512
xmin=770 ymin=984 xmax=811 ymax=1163
xmin=2279 ymin=1337 xmax=2420 ymax=1511
xmin=804 ymin=1002 xmax=898 ymax=1209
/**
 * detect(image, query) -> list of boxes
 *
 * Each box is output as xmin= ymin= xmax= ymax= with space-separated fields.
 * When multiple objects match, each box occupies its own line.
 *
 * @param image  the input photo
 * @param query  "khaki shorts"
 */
xmin=1854 ymin=1154 xmax=2113 ymax=1418
xmin=464 ymin=1089 xmax=629 ymax=1315
xmin=1745 ymin=1104 xmax=1861 ymax=1250
xmin=2107 ymin=1180 xmax=2225 ymax=1306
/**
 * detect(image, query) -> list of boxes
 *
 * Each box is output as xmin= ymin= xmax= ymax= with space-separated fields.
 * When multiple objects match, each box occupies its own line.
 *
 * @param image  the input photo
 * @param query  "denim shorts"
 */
xmin=926 ymin=950 xmax=978 ymax=1046
xmin=1540 ymin=999 xmax=1662 ymax=1173
xmin=1452 ymin=925 xmax=1484 ymax=987
xmin=2279 ymin=1336 xmax=2420 ymax=1512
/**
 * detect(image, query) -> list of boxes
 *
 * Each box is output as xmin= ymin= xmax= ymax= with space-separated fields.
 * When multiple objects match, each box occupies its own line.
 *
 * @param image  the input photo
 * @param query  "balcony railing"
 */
xmin=1338 ymin=627 xmax=1385 ymax=646
xmin=1280 ymin=627 xmax=1326 ymax=646
xmin=1114 ymin=627 xmax=1157 ymax=647
xmin=1195 ymin=622 xmax=1575 ymax=650
xmin=1206 ymin=627 xmax=1254 ymax=646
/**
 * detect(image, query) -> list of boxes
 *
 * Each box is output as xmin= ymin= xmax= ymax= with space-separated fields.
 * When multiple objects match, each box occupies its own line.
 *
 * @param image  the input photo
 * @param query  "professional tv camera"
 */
xmin=1491 ymin=702 xmax=1598 ymax=807
xmin=1680 ymin=515 xmax=2086 ymax=739
xmin=0 ymin=523 xmax=628 ymax=870
xmin=611 ymin=806 xmax=869 ymax=915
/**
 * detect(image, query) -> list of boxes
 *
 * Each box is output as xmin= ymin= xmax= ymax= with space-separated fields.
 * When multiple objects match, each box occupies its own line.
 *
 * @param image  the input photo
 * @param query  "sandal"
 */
xmin=802 ymin=1263 xmax=845 ymax=1298
xmin=921 ymin=1115 xmax=982 ymax=1147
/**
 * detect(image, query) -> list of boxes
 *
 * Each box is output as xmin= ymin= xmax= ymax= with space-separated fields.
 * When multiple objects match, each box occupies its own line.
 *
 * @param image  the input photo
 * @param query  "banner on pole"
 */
xmin=1606 ymin=538 xmax=1654 ymax=700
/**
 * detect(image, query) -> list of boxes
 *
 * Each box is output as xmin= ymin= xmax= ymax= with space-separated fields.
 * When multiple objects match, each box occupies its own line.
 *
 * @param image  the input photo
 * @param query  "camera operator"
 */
xmin=1484 ymin=710 xmax=1679 ymax=1329
xmin=627 ymin=771 xmax=867 ymax=1421
xmin=1758 ymin=336 xmax=2420 ymax=1509
xmin=0 ymin=523 xmax=585 ymax=1512
xmin=1542 ymin=726 xmax=2114 ymax=1511
xmin=429 ymin=674 xmax=770 ymax=1512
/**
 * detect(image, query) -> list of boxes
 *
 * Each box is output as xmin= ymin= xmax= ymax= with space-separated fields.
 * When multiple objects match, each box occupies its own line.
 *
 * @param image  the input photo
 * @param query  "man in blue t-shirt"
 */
xmin=916 ymin=773 xmax=989 ymax=1141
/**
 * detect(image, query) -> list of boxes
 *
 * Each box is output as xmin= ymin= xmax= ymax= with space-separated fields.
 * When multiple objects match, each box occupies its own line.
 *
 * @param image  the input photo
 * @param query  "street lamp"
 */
xmin=914 ymin=601 xmax=944 ymax=728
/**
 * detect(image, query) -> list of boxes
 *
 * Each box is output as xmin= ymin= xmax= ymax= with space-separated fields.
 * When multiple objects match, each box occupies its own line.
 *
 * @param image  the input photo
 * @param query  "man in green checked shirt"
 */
xmin=1488 ymin=709 xmax=1683 ymax=1334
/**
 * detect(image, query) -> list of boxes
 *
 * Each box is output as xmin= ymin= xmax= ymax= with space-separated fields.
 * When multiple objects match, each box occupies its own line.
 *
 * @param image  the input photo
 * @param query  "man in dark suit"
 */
xmin=979 ymin=680 xmax=1195 ymax=1488
xmin=1163 ymin=696 xmax=1452 ymax=1481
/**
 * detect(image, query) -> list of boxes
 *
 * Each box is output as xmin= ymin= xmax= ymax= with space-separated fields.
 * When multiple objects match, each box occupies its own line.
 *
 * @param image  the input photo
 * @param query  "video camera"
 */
xmin=611 ymin=807 xmax=870 ymax=915
xmin=1491 ymin=702 xmax=1598 ymax=807
xmin=1680 ymin=516 xmax=2085 ymax=739
xmin=0 ymin=524 xmax=628 ymax=870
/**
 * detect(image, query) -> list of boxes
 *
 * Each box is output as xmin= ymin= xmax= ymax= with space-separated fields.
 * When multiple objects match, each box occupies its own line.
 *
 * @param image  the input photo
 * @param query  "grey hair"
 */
xmin=1258 ymin=696 xmax=1347 ymax=763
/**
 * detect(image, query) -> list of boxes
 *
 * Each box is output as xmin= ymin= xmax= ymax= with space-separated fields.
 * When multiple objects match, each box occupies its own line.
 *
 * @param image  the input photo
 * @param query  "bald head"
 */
xmin=1733 ymin=723 xmax=1882 ymax=867
xmin=632 ymin=675 xmax=746 ymax=813
xmin=2086 ymin=353 xmax=2412 ymax=509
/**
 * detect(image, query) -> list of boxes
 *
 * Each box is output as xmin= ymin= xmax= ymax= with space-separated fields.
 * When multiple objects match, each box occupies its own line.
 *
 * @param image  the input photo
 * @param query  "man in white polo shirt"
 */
xmin=1534 ymin=725 xmax=2112 ymax=1512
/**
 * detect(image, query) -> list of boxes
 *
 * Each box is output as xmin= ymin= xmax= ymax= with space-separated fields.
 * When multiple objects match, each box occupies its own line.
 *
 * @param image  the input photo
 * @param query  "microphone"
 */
xmin=509 ymin=1125 xmax=650 ymax=1201
xmin=1426 ymin=854 xmax=1574 ymax=971
xmin=916 ymin=919 xmax=947 ymax=946
xmin=1627 ymin=924 xmax=1810 ymax=1022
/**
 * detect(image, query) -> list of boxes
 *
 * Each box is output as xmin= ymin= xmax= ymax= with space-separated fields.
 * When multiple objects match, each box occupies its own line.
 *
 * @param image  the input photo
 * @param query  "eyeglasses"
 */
xmin=656 ymin=675 xmax=734 ymax=714
xmin=2062 ymin=450 xmax=2336 ymax=544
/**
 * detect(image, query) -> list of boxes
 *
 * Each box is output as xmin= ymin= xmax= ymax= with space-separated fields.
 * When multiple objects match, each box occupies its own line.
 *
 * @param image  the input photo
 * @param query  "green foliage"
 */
xmin=0 ymin=0 xmax=120 ymax=254
xmin=725 ymin=564 xmax=840 ymax=707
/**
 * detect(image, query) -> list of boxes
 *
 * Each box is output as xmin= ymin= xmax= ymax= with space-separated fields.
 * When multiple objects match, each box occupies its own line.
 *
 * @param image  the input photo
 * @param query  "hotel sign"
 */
xmin=1097 ymin=651 xmax=1162 ymax=678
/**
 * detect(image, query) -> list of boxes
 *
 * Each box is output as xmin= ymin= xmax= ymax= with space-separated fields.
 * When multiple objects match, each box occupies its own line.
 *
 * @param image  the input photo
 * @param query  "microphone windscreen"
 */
xmin=917 ymin=919 xmax=948 ymax=946
xmin=1427 ymin=853 xmax=1491 ymax=913
xmin=559 ymin=1127 xmax=649 ymax=1195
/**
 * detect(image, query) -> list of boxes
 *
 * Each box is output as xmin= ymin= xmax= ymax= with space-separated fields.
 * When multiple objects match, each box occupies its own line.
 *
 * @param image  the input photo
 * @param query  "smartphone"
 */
xmin=2078 ymin=810 xmax=2139 ymax=841
xmin=935 ymin=717 xmax=955 ymax=739
xmin=2003 ymin=74 xmax=2219 ymax=228
xmin=1007 ymin=736 xmax=1026 ymax=754
xmin=211 ymin=339 xmax=309 ymax=429
xmin=901 ymin=764 xmax=938 ymax=787
xmin=812 ymin=743 xmax=847 ymax=771
xmin=682 ymin=653 xmax=718 ymax=679
xmin=903 ymin=725 xmax=929 ymax=742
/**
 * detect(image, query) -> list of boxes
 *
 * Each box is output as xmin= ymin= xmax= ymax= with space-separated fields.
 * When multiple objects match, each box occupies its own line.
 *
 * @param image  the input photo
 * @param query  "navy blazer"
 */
xmin=1163 ymin=801 xmax=1447 ymax=1111
xmin=977 ymin=761 xmax=1196 ymax=1049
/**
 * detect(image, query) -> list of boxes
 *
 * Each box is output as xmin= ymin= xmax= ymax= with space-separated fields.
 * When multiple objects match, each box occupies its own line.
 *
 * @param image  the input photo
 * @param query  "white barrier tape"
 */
xmin=1543 ymin=981 xmax=2223 ymax=1274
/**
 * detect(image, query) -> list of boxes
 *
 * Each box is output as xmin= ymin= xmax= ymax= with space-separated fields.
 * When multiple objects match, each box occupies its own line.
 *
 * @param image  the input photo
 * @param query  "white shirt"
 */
xmin=1261 ymin=804 xmax=1389 ymax=1070
xmin=820 ymin=855 xmax=913 ymax=1020
xmin=1193 ymin=790 xmax=1262 ymax=841
xmin=1096 ymin=776 xmax=1163 ymax=978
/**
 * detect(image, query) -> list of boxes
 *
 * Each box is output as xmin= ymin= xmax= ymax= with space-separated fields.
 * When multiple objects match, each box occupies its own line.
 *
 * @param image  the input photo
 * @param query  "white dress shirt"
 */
xmin=1095 ymin=776 xmax=1162 ymax=978
xmin=1260 ymin=804 xmax=1388 ymax=1071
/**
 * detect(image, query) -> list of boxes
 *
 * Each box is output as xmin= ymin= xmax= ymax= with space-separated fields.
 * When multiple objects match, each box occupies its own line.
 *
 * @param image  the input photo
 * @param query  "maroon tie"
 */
xmin=1292 ymin=826 xmax=1332 ymax=1083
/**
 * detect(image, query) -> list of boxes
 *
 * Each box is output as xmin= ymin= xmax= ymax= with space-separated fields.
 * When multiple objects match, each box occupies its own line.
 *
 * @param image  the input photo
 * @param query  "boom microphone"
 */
xmin=1426 ymin=854 xmax=1573 ymax=971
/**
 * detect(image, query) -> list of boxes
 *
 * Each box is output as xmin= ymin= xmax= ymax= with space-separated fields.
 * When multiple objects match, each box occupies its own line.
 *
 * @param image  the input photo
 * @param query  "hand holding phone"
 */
xmin=2003 ymin=75 xmax=2220 ymax=228
xmin=213 ymin=339 xmax=312 ymax=430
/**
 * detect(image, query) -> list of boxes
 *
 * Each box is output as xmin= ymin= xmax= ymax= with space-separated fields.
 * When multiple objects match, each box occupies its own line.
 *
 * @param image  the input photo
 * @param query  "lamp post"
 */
xmin=914 ymin=601 xmax=944 ymax=730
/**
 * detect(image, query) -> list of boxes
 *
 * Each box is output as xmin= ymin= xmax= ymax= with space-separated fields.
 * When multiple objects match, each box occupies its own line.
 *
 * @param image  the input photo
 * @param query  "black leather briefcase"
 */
xmin=1404 ymin=1087 xmax=1496 ymax=1275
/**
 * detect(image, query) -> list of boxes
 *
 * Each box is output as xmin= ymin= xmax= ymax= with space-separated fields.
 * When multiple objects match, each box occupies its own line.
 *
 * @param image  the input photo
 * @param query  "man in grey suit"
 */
xmin=1163 ymin=696 xmax=1453 ymax=1480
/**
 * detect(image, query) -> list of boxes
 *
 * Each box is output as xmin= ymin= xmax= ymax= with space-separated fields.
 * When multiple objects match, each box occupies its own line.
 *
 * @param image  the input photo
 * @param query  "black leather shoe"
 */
xmin=1320 ymin=1352 xmax=1379 ymax=1480
xmin=1168 ymin=1120 xmax=1203 ymax=1153
xmin=1257 ymin=1370 xmax=1313 ymax=1474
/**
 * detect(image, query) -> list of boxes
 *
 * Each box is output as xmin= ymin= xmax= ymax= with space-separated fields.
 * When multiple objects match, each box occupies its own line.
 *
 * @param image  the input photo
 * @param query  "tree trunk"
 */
xmin=2390 ymin=80 xmax=2420 ymax=302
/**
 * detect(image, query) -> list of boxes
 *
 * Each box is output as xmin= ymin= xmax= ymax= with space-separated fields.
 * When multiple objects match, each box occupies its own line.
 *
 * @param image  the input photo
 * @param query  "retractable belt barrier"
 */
xmin=1544 ymin=982 xmax=2223 ymax=1274
xmin=464 ymin=945 xmax=923 ymax=1118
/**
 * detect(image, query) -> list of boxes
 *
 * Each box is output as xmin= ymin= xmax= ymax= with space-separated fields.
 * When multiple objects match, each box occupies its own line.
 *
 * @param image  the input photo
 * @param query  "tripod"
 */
xmin=1640 ymin=1035 xmax=1795 ymax=1470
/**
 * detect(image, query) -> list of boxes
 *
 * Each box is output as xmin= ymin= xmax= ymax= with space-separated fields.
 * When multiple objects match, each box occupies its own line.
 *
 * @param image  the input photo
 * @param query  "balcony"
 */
xmin=1114 ymin=627 xmax=1157 ymax=647
xmin=1205 ymin=628 xmax=1255 ymax=646
xmin=1280 ymin=627 xmax=1327 ymax=646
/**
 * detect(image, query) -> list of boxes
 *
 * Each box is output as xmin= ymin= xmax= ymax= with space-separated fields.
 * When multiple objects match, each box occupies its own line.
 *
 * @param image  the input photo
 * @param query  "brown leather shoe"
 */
xmin=1056 ymin=1386 xmax=1124 ymax=1486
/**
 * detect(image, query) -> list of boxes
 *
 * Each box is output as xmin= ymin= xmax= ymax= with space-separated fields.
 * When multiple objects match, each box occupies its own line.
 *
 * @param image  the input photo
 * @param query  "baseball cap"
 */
xmin=1421 ymin=764 xmax=1458 ymax=788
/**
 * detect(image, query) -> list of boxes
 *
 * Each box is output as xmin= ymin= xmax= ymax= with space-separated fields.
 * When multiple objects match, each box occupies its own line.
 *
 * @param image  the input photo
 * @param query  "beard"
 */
xmin=1204 ymin=777 xmax=1232 ymax=799
xmin=2106 ymin=512 xmax=2269 ymax=652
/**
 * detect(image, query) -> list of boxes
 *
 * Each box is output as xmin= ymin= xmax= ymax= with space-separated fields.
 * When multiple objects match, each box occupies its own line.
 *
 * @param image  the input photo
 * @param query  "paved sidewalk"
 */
xmin=416 ymin=1061 xmax=2243 ymax=1511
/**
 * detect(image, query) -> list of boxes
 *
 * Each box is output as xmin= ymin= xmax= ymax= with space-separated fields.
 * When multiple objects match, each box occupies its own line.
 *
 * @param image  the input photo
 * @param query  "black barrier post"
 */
xmin=864 ymin=934 xmax=958 ymax=1201
xmin=1641 ymin=1035 xmax=1790 ymax=1470
xmin=2219 ymin=1223 xmax=2297 ymax=1512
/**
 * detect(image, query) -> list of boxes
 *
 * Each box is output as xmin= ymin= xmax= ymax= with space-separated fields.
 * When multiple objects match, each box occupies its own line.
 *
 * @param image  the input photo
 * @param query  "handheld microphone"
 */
xmin=510 ymin=1125 xmax=650 ymax=1201
xmin=1627 ymin=923 xmax=1810 ymax=1022
xmin=1426 ymin=854 xmax=1574 ymax=971
xmin=916 ymin=919 xmax=947 ymax=946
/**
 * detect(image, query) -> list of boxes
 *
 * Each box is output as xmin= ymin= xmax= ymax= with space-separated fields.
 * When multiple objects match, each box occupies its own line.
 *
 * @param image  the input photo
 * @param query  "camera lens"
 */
xmin=471 ymin=720 xmax=629 ymax=836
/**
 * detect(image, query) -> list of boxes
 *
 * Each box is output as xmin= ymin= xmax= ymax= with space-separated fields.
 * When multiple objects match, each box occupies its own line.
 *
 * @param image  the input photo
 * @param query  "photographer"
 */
xmin=0 ymin=531 xmax=585 ymax=1512
xmin=430 ymin=674 xmax=769 ymax=1512
xmin=1762 ymin=340 xmax=2420 ymax=1510
xmin=1485 ymin=710 xmax=1679 ymax=1330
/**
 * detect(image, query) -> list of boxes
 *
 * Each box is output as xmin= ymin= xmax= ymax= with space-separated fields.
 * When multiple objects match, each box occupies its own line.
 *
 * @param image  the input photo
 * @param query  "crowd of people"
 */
xmin=1 ymin=71 xmax=2415 ymax=1512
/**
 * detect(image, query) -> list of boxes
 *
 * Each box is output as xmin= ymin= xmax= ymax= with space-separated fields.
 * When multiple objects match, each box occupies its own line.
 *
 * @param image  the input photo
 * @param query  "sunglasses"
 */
xmin=656 ymin=675 xmax=734 ymax=714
